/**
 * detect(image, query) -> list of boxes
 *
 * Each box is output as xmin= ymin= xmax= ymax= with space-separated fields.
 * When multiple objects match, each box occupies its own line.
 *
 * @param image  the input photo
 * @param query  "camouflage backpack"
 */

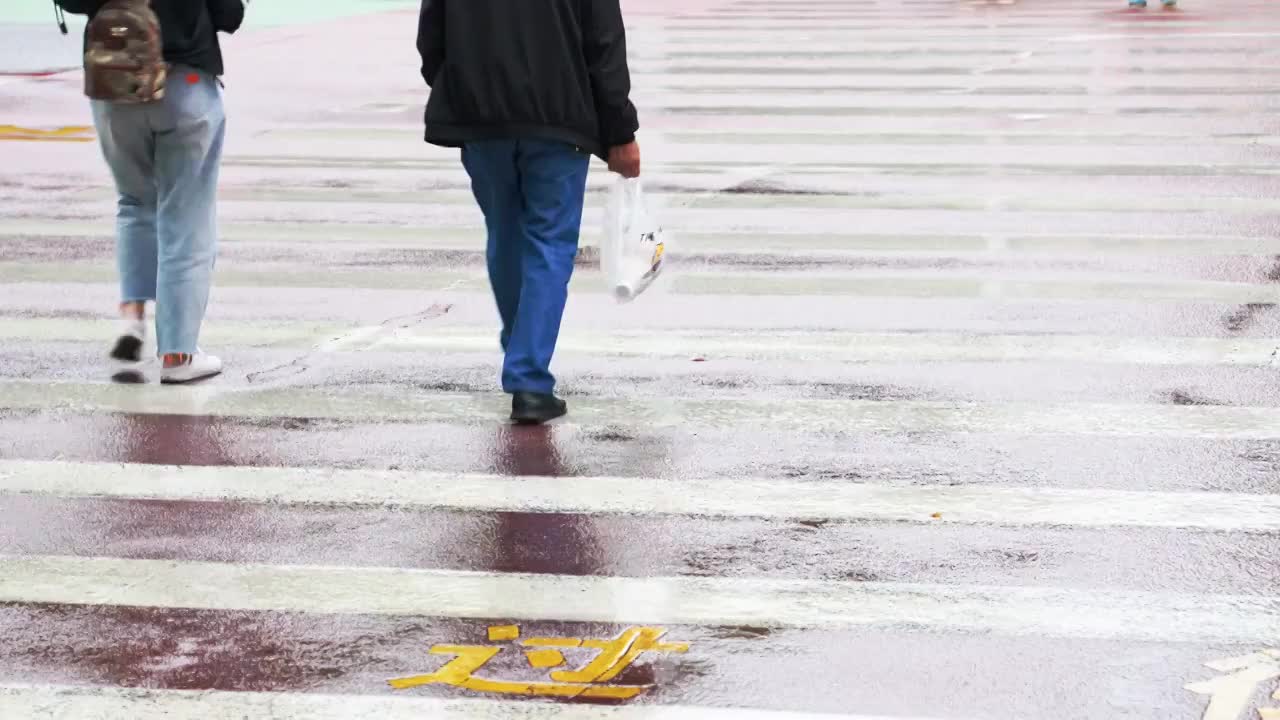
xmin=84 ymin=0 xmax=166 ymax=104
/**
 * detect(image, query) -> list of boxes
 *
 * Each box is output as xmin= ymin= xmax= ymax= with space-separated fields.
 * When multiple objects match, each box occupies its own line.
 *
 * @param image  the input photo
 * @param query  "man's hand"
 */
xmin=607 ymin=141 xmax=641 ymax=178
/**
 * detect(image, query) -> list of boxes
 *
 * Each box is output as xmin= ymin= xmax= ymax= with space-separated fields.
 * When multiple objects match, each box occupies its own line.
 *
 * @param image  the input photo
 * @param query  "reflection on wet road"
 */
xmin=2 ymin=0 xmax=1280 ymax=718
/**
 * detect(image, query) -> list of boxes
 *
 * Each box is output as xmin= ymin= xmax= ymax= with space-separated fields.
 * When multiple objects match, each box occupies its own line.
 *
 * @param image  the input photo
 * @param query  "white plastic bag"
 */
xmin=602 ymin=177 xmax=666 ymax=303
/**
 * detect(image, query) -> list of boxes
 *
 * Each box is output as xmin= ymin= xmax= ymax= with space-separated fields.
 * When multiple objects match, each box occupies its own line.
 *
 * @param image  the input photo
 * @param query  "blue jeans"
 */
xmin=461 ymin=139 xmax=590 ymax=395
xmin=91 ymin=66 xmax=226 ymax=356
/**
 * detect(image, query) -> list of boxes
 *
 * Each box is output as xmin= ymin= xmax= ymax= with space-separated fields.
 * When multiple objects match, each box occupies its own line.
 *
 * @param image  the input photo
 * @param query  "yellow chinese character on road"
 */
xmin=388 ymin=625 xmax=689 ymax=700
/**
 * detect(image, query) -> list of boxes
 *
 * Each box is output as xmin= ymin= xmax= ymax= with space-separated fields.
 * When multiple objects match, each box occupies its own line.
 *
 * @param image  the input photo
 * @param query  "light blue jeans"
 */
xmin=91 ymin=65 xmax=226 ymax=356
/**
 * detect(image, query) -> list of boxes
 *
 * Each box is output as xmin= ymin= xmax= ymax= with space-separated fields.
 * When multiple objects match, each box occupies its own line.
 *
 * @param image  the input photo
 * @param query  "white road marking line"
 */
xmin=5 ymin=263 xmax=1280 ymax=303
xmin=0 ymin=685 xmax=947 ymax=720
xmin=7 ymin=221 xmax=1280 ymax=257
xmin=1054 ymin=31 xmax=1280 ymax=43
xmin=0 ymin=555 xmax=1276 ymax=643
xmin=0 ymin=317 xmax=352 ymax=348
xmin=3 ymin=317 xmax=1276 ymax=367
xmin=372 ymin=327 xmax=1280 ymax=367
xmin=3 ymin=460 xmax=1279 ymax=531
xmin=2 ymin=380 xmax=1280 ymax=438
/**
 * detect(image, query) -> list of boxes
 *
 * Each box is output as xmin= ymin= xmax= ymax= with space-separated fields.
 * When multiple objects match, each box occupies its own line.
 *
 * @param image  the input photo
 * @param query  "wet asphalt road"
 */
xmin=2 ymin=0 xmax=1280 ymax=719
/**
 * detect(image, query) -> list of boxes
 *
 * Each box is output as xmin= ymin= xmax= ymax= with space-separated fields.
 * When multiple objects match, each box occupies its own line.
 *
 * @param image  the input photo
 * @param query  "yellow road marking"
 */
xmin=487 ymin=625 xmax=519 ymax=642
xmin=0 ymin=125 xmax=94 ymax=142
xmin=525 ymin=649 xmax=566 ymax=669
xmin=388 ymin=625 xmax=689 ymax=701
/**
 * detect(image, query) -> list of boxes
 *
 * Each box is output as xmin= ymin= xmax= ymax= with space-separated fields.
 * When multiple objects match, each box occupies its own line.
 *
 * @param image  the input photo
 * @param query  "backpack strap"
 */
xmin=53 ymin=1 xmax=68 ymax=35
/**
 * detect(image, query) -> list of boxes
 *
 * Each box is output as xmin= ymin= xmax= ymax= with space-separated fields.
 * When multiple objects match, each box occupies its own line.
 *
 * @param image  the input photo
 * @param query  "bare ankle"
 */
xmin=119 ymin=302 xmax=146 ymax=320
xmin=161 ymin=353 xmax=191 ymax=368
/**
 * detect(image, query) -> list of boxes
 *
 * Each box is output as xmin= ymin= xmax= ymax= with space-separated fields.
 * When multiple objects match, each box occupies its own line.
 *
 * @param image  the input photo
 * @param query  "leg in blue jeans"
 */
xmin=462 ymin=140 xmax=590 ymax=394
xmin=92 ymin=66 xmax=226 ymax=356
xmin=92 ymin=104 xmax=159 ymax=307
xmin=462 ymin=142 xmax=523 ymax=353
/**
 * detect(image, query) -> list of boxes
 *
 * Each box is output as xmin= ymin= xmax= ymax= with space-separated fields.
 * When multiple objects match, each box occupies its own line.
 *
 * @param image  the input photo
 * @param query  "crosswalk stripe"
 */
xmin=4 ymin=264 xmax=1280 ymax=304
xmin=42 ymin=178 xmax=1280 ymax=209
xmin=20 ymin=180 xmax=1280 ymax=211
xmin=0 ymin=685 xmax=939 ymax=720
xmin=7 ymin=221 xmax=1280 ymax=256
xmin=633 ymin=92 xmax=1277 ymax=112
xmin=2 ymin=380 xmax=1279 ymax=438
xmin=370 ymin=328 xmax=1280 ymax=366
xmin=0 ymin=555 xmax=1274 ymax=643
xmin=2 ymin=460 xmax=1276 ymax=531
xmin=0 ymin=317 xmax=350 ymax=348
xmin=1 ymin=318 xmax=1275 ymax=367
xmin=244 ymin=125 xmax=1280 ymax=143
xmin=10 ymin=224 xmax=1280 ymax=257
xmin=40 ymin=184 xmax=1279 ymax=212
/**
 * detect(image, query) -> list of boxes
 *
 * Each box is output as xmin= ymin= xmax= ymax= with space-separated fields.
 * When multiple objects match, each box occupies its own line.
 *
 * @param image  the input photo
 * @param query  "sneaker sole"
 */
xmin=510 ymin=409 xmax=568 ymax=425
xmin=160 ymin=369 xmax=223 ymax=385
xmin=111 ymin=368 xmax=147 ymax=384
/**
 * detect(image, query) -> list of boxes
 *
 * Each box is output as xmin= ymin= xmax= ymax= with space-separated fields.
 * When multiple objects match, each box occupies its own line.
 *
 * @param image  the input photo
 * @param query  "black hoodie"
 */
xmin=417 ymin=0 xmax=639 ymax=159
xmin=56 ymin=0 xmax=245 ymax=77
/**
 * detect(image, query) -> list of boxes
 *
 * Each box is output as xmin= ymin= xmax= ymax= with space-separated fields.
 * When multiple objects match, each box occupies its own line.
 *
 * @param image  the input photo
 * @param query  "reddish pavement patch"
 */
xmin=0 ymin=70 xmax=72 ymax=78
xmin=0 ymin=494 xmax=1276 ymax=594
xmin=0 ymin=410 xmax=1277 ymax=494
xmin=0 ymin=602 xmax=1225 ymax=718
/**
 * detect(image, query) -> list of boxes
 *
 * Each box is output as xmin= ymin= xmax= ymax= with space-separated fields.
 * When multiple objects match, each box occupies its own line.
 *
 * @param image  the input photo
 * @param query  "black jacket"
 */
xmin=56 ymin=0 xmax=245 ymax=77
xmin=417 ymin=0 xmax=639 ymax=159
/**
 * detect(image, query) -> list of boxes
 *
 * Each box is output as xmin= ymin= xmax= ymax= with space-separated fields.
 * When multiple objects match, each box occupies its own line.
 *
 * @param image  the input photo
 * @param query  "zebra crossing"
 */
xmin=1 ymin=0 xmax=1279 ymax=718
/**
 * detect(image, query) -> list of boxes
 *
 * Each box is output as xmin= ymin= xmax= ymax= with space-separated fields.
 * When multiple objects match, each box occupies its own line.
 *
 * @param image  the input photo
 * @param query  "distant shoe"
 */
xmin=1128 ymin=0 xmax=1148 ymax=6
xmin=160 ymin=352 xmax=222 ymax=385
xmin=511 ymin=392 xmax=568 ymax=425
xmin=1161 ymin=0 xmax=1177 ymax=7
xmin=109 ymin=318 xmax=148 ymax=384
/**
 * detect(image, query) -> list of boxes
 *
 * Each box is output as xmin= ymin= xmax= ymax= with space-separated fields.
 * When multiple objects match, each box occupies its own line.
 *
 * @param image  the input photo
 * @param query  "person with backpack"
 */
xmin=55 ymin=0 xmax=245 ymax=383
xmin=418 ymin=0 xmax=642 ymax=425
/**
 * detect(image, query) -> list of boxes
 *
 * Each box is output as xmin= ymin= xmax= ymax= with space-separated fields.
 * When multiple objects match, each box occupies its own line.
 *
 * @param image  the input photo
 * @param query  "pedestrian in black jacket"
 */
xmin=418 ymin=0 xmax=642 ymax=425
xmin=57 ymin=0 xmax=245 ymax=384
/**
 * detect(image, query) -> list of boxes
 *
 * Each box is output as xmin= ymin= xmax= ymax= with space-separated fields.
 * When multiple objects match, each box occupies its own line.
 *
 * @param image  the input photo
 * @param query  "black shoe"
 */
xmin=511 ymin=392 xmax=568 ymax=425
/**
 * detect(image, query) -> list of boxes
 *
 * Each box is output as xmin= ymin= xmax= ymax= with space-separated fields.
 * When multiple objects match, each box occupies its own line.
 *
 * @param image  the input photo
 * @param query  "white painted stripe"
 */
xmin=371 ymin=328 xmax=1280 ymax=367
xmin=0 ymin=317 xmax=352 ymax=348
xmin=2 ymin=460 xmax=1277 ymax=532
xmin=0 ymin=685 xmax=934 ymax=720
xmin=2 ymin=380 xmax=1279 ymax=439
xmin=7 ymin=220 xmax=1278 ymax=257
xmin=642 ymin=72 xmax=1278 ymax=90
xmin=648 ymin=29 xmax=1268 ymax=48
xmin=0 ymin=555 xmax=1274 ymax=643
xmin=645 ymin=42 xmax=1280 ymax=54
xmin=633 ymin=91 xmax=1270 ymax=111
xmin=2 ymin=317 xmax=1275 ymax=367
xmin=1055 ymin=31 xmax=1280 ymax=43
xmin=247 ymin=125 xmax=1280 ymax=145
xmin=5 ymin=264 xmax=1280 ymax=304
xmin=636 ymin=57 xmax=1280 ymax=72
xmin=134 ymin=178 xmax=1280 ymax=211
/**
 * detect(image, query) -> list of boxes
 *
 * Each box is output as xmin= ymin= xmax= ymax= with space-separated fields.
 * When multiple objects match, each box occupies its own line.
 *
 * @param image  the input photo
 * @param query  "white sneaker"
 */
xmin=160 ymin=352 xmax=223 ymax=385
xmin=109 ymin=318 xmax=148 ymax=384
